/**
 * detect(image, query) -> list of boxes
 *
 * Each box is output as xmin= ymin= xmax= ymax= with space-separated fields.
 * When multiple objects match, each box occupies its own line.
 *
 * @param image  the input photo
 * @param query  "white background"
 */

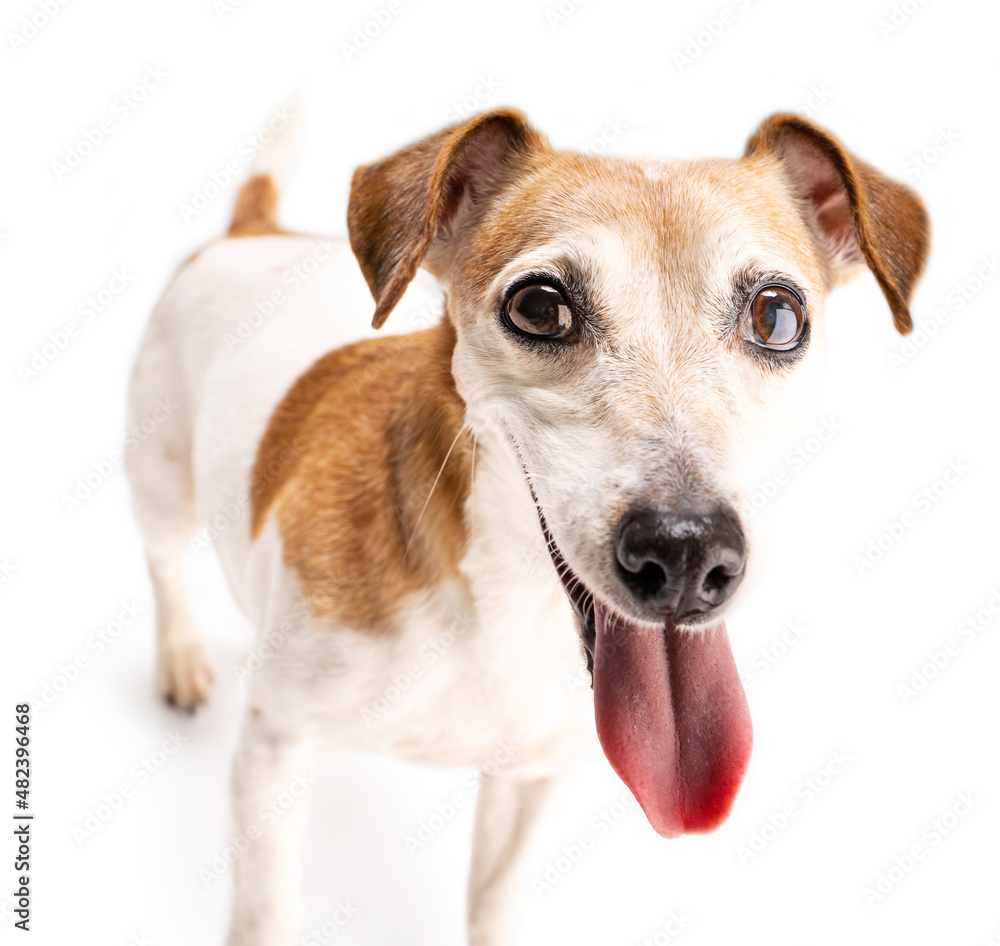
xmin=2 ymin=0 xmax=999 ymax=943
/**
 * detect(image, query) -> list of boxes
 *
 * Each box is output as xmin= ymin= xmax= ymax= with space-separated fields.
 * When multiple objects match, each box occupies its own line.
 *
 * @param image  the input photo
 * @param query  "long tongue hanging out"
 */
xmin=592 ymin=603 xmax=753 ymax=838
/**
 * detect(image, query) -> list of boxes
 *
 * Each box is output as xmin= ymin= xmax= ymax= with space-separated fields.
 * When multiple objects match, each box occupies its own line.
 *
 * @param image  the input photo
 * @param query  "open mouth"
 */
xmin=537 ymin=510 xmax=753 ymax=839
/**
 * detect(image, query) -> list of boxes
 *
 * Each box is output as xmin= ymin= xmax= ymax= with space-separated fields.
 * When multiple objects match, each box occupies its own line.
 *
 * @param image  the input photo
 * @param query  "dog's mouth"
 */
xmin=538 ymin=511 xmax=753 ymax=839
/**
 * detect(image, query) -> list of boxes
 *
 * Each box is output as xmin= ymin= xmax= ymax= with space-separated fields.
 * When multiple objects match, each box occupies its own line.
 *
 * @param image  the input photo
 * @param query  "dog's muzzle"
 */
xmin=536 ymin=499 xmax=753 ymax=840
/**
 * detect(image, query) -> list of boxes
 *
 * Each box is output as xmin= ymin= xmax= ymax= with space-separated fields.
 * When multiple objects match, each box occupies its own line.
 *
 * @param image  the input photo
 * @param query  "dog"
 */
xmin=125 ymin=106 xmax=928 ymax=945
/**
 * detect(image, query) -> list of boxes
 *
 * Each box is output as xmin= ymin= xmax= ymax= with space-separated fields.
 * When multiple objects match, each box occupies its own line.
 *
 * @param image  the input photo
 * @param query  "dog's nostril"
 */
xmin=615 ymin=506 xmax=746 ymax=616
xmin=703 ymin=565 xmax=731 ymax=593
xmin=627 ymin=560 xmax=668 ymax=597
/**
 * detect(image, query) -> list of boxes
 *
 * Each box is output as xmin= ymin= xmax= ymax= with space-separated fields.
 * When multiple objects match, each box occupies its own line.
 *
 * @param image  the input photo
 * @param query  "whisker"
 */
xmin=405 ymin=422 xmax=469 ymax=559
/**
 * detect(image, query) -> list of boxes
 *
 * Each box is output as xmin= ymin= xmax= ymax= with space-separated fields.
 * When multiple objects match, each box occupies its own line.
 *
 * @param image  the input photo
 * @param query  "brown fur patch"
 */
xmin=347 ymin=108 xmax=548 ymax=328
xmin=228 ymin=174 xmax=283 ymax=237
xmin=250 ymin=319 xmax=473 ymax=631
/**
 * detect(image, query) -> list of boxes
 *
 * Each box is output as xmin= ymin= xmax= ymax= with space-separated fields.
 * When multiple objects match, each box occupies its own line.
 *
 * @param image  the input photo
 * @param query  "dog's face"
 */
xmin=348 ymin=110 xmax=928 ymax=838
xmin=445 ymin=153 xmax=833 ymax=628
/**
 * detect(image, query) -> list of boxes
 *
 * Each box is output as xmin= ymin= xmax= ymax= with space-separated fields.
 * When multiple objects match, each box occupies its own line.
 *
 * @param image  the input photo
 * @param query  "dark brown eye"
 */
xmin=748 ymin=285 xmax=805 ymax=351
xmin=505 ymin=283 xmax=573 ymax=338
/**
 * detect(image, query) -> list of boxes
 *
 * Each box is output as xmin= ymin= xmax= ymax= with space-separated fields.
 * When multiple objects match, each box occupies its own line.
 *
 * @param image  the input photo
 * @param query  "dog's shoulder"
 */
xmin=250 ymin=319 xmax=474 ymax=633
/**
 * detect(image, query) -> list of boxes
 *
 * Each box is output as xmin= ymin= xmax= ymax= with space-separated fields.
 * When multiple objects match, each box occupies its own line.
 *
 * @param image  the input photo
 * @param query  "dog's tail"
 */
xmin=228 ymin=99 xmax=302 ymax=237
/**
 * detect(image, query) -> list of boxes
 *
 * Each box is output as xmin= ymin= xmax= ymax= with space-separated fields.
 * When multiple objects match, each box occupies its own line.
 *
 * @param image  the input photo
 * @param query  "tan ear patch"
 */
xmin=250 ymin=319 xmax=473 ymax=632
xmin=347 ymin=108 xmax=547 ymax=329
xmin=746 ymin=113 xmax=930 ymax=334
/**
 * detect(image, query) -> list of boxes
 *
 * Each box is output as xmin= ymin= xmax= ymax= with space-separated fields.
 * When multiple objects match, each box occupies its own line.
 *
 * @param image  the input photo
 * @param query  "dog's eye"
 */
xmin=505 ymin=284 xmax=573 ymax=338
xmin=747 ymin=285 xmax=805 ymax=351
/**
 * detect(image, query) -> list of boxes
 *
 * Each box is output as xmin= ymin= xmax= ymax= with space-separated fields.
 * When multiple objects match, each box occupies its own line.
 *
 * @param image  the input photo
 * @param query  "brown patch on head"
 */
xmin=250 ymin=319 xmax=472 ymax=631
xmin=228 ymin=174 xmax=284 ymax=238
xmin=745 ymin=113 xmax=930 ymax=334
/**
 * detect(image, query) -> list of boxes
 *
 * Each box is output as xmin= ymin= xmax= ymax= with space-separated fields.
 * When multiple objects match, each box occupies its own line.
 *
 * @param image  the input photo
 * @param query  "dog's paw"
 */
xmin=158 ymin=637 xmax=213 ymax=711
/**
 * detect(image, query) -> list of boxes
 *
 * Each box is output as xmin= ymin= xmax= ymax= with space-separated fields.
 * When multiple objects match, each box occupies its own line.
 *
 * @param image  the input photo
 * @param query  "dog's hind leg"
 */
xmin=125 ymin=347 xmax=213 ymax=710
xmin=467 ymin=773 xmax=556 ymax=946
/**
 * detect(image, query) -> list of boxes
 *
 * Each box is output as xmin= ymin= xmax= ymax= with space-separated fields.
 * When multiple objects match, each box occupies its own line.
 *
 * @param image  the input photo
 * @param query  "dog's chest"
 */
xmin=367 ymin=574 xmax=588 ymax=770
xmin=318 ymin=435 xmax=593 ymax=770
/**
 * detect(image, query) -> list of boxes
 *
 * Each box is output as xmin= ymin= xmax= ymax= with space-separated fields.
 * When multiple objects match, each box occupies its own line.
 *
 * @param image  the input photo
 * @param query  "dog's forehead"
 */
xmin=450 ymin=151 xmax=827 ymax=448
xmin=466 ymin=151 xmax=826 ymax=312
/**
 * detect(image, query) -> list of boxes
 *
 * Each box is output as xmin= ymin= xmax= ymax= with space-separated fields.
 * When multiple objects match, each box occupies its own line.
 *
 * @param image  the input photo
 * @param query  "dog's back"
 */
xmin=124 ymin=114 xmax=444 ymax=703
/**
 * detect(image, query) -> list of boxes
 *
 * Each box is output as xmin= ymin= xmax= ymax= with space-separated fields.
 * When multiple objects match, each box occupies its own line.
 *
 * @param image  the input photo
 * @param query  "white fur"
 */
xmin=126 ymin=110 xmax=859 ymax=946
xmin=126 ymin=230 xmax=590 ymax=946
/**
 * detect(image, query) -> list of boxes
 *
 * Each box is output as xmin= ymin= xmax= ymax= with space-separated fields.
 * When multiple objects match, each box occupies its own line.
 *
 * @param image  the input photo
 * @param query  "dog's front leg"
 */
xmin=226 ymin=703 xmax=315 ymax=946
xmin=467 ymin=773 xmax=555 ymax=946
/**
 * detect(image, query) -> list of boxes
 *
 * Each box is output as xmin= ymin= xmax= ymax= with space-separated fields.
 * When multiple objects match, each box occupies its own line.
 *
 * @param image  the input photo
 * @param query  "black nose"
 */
xmin=614 ymin=507 xmax=746 ymax=618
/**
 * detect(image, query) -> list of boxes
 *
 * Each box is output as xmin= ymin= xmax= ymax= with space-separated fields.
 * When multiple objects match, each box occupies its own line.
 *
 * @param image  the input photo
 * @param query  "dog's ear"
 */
xmin=745 ymin=113 xmax=930 ymax=334
xmin=348 ymin=108 xmax=547 ymax=329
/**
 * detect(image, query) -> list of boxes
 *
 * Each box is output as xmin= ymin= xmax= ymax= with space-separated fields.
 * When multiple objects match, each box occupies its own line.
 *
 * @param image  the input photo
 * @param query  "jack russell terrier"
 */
xmin=126 ymin=107 xmax=928 ymax=945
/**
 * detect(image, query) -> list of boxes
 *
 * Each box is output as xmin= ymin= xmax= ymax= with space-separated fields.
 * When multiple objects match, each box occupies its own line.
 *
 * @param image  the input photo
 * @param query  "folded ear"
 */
xmin=348 ymin=108 xmax=547 ymax=329
xmin=745 ymin=113 xmax=930 ymax=334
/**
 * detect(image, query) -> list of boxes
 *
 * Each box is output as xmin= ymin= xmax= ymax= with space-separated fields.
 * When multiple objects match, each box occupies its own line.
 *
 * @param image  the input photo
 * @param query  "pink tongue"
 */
xmin=593 ymin=603 xmax=752 ymax=838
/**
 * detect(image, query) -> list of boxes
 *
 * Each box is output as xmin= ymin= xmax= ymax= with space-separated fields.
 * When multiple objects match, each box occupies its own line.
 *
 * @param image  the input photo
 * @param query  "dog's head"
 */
xmin=348 ymin=110 xmax=929 ymax=837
